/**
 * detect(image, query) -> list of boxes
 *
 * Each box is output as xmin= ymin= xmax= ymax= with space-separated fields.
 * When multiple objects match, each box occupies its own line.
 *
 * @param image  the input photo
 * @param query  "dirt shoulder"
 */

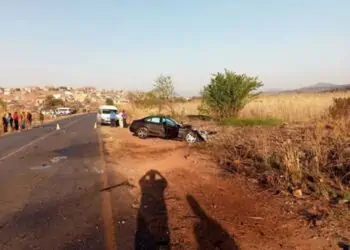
xmin=101 ymin=126 xmax=346 ymax=249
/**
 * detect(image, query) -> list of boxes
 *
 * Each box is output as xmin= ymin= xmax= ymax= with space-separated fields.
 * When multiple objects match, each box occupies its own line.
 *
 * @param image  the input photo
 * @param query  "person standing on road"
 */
xmin=118 ymin=111 xmax=124 ymax=128
xmin=2 ymin=113 xmax=8 ymax=133
xmin=27 ymin=112 xmax=33 ymax=129
xmin=121 ymin=110 xmax=127 ymax=128
xmin=20 ymin=112 xmax=26 ymax=130
xmin=39 ymin=111 xmax=44 ymax=127
xmin=8 ymin=113 xmax=13 ymax=131
xmin=110 ymin=111 xmax=117 ymax=127
xmin=13 ymin=112 xmax=19 ymax=131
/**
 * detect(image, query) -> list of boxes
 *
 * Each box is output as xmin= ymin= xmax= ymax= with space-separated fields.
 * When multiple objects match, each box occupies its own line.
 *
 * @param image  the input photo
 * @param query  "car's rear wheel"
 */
xmin=185 ymin=131 xmax=198 ymax=144
xmin=137 ymin=127 xmax=148 ymax=139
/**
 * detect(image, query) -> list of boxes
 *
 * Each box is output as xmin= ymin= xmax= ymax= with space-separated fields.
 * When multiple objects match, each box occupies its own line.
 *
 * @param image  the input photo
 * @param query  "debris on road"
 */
xmin=30 ymin=164 xmax=53 ymax=170
xmin=248 ymin=217 xmax=264 ymax=220
xmin=50 ymin=156 xmax=68 ymax=163
xmin=118 ymin=220 xmax=126 ymax=225
xmin=293 ymin=189 xmax=303 ymax=198
xmin=92 ymin=167 xmax=104 ymax=174
xmin=100 ymin=180 xmax=136 ymax=192
xmin=132 ymin=203 xmax=140 ymax=209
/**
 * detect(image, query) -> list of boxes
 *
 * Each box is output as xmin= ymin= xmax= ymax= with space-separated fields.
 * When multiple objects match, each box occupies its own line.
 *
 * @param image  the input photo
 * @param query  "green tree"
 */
xmin=105 ymin=98 xmax=114 ymax=105
xmin=201 ymin=69 xmax=263 ymax=119
xmin=44 ymin=95 xmax=64 ymax=109
xmin=153 ymin=74 xmax=175 ymax=114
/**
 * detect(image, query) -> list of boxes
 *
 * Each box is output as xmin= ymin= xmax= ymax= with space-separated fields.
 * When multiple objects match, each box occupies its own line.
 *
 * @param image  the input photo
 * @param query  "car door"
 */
xmin=161 ymin=117 xmax=179 ymax=138
xmin=144 ymin=116 xmax=164 ymax=137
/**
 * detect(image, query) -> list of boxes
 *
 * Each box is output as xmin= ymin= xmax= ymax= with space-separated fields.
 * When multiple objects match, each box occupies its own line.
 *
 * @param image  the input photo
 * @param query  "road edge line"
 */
xmin=97 ymin=129 xmax=117 ymax=250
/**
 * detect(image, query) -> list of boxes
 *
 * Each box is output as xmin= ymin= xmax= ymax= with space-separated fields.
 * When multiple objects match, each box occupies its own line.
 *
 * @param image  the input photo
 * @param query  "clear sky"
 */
xmin=0 ymin=0 xmax=349 ymax=95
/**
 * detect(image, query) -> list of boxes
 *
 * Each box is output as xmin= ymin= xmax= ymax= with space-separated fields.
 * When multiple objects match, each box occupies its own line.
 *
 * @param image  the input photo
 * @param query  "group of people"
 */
xmin=110 ymin=110 xmax=127 ymax=128
xmin=2 ymin=111 xmax=37 ymax=133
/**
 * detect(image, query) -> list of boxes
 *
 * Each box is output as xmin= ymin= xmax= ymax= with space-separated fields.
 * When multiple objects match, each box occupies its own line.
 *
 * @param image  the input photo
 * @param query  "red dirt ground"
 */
xmin=101 ymin=127 xmax=347 ymax=250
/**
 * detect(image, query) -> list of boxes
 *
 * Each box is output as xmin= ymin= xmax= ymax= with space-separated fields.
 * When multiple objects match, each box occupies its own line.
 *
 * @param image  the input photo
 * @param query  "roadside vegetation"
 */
xmin=218 ymin=117 xmax=282 ymax=127
xmin=44 ymin=95 xmax=65 ymax=109
xmin=105 ymin=98 xmax=114 ymax=106
xmin=199 ymin=69 xmax=263 ymax=119
xmin=120 ymin=69 xmax=350 ymax=208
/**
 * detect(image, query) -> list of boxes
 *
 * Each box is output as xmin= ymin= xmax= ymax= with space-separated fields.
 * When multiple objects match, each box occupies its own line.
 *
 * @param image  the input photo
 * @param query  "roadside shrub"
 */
xmin=44 ymin=95 xmax=64 ymax=109
xmin=201 ymin=69 xmax=263 ymax=119
xmin=105 ymin=98 xmax=114 ymax=105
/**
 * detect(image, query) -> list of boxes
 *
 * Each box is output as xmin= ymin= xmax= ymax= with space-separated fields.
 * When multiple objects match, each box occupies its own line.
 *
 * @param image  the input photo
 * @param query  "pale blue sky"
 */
xmin=0 ymin=1 xmax=349 ymax=95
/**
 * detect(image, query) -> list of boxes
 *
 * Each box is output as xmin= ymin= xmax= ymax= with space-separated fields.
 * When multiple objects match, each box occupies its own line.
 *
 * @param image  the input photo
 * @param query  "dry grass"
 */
xmin=118 ymin=100 xmax=201 ymax=121
xmin=240 ymin=91 xmax=350 ymax=123
xmin=207 ymin=118 xmax=350 ymax=202
xmin=122 ymin=91 xmax=350 ymax=124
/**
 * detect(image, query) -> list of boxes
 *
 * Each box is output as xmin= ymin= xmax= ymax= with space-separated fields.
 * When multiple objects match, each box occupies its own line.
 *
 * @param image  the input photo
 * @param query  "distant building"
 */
xmin=4 ymin=88 xmax=11 ymax=95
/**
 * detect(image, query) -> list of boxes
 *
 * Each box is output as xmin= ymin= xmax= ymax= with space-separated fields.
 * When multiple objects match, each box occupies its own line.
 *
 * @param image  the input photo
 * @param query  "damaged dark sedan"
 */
xmin=129 ymin=115 xmax=208 ymax=144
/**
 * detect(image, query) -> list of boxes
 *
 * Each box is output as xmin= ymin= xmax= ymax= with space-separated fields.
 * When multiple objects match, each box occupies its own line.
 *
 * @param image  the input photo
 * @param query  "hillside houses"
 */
xmin=0 ymin=86 xmax=131 ymax=112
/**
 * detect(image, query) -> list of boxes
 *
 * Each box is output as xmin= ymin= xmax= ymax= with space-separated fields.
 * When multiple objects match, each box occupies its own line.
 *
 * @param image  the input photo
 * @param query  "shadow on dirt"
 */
xmin=135 ymin=169 xmax=171 ymax=250
xmin=187 ymin=194 xmax=239 ymax=250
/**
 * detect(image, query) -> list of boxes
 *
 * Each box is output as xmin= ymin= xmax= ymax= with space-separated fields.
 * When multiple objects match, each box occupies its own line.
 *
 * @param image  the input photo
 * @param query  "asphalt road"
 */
xmin=0 ymin=113 xmax=135 ymax=250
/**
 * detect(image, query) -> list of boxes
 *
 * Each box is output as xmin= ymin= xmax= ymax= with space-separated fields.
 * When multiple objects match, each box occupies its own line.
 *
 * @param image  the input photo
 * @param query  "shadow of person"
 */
xmin=135 ymin=170 xmax=171 ymax=250
xmin=187 ymin=195 xmax=239 ymax=250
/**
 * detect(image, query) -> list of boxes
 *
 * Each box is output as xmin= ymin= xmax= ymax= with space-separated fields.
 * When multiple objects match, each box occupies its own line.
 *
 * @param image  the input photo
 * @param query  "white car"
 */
xmin=55 ymin=107 xmax=74 ymax=116
xmin=96 ymin=105 xmax=119 ymax=125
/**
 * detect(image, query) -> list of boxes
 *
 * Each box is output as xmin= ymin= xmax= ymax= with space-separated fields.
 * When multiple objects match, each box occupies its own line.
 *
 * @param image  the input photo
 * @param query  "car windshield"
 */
xmin=163 ymin=117 xmax=179 ymax=127
xmin=101 ymin=109 xmax=117 ymax=114
xmin=169 ymin=117 xmax=180 ymax=125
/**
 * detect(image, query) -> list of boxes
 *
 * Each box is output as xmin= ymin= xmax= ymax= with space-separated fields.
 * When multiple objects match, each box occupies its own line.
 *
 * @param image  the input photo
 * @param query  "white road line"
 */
xmin=0 ymin=116 xmax=86 ymax=162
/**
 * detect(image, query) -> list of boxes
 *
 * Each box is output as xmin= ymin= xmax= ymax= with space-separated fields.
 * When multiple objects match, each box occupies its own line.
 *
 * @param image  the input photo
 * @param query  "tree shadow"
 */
xmin=187 ymin=195 xmax=239 ymax=250
xmin=135 ymin=170 xmax=171 ymax=250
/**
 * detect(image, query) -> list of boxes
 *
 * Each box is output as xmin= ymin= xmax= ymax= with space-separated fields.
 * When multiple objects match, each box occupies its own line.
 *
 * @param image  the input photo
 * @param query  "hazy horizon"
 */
xmin=1 ymin=1 xmax=349 ymax=95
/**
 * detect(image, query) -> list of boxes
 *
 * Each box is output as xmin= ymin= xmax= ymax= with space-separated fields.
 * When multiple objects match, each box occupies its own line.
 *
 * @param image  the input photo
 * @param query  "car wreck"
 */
xmin=129 ymin=115 xmax=213 ymax=144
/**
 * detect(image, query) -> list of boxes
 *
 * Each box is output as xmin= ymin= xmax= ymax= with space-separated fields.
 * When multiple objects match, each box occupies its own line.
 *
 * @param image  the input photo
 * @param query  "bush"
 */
xmin=44 ymin=95 xmax=64 ymax=109
xmin=201 ymin=69 xmax=263 ymax=119
xmin=105 ymin=98 xmax=114 ymax=105
xmin=329 ymin=97 xmax=350 ymax=119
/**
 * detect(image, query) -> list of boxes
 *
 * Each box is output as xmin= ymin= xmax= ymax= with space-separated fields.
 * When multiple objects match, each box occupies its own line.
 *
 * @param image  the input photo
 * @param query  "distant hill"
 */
xmin=297 ymin=82 xmax=350 ymax=92
xmin=265 ymin=83 xmax=350 ymax=94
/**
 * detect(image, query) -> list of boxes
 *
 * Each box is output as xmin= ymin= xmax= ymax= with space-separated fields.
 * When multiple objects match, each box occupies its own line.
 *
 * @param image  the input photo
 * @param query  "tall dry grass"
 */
xmin=240 ymin=91 xmax=350 ymax=123
xmin=208 ymin=117 xmax=350 ymax=201
xmin=118 ymin=100 xmax=202 ymax=121
xmin=123 ymin=91 xmax=350 ymax=124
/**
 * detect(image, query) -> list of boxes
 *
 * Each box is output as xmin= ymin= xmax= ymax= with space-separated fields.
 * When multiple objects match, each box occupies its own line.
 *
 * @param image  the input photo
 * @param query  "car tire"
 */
xmin=185 ymin=131 xmax=198 ymax=144
xmin=137 ymin=127 xmax=148 ymax=139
